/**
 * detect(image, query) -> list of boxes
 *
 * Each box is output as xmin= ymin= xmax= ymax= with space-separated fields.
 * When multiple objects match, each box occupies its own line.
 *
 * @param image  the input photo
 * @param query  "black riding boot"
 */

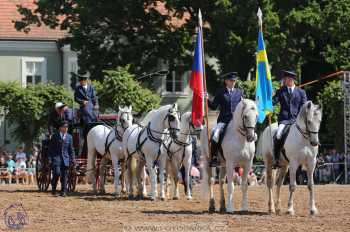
xmin=273 ymin=136 xmax=282 ymax=168
xmin=209 ymin=141 xmax=219 ymax=167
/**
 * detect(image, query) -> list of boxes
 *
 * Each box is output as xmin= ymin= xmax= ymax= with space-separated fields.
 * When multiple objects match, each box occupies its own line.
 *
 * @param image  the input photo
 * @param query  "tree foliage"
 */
xmin=14 ymin=0 xmax=350 ymax=86
xmin=0 ymin=82 xmax=72 ymax=149
xmin=316 ymin=81 xmax=344 ymax=151
xmin=93 ymin=66 xmax=161 ymax=115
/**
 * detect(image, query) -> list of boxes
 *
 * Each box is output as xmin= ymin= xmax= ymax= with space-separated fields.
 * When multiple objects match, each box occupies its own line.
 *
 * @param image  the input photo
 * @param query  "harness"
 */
xmin=164 ymin=135 xmax=192 ymax=167
xmin=126 ymin=111 xmax=178 ymax=168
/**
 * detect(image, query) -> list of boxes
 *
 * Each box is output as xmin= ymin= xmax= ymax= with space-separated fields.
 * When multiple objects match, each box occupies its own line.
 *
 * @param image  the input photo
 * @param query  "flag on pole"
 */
xmin=189 ymin=10 xmax=205 ymax=127
xmin=255 ymin=8 xmax=273 ymax=123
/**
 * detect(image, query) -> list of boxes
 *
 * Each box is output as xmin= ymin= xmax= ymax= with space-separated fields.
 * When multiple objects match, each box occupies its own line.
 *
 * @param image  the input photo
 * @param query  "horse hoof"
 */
xmin=310 ymin=209 xmax=318 ymax=216
xmin=268 ymin=208 xmax=276 ymax=214
xmin=128 ymin=194 xmax=134 ymax=200
xmin=186 ymin=196 xmax=192 ymax=200
xmin=173 ymin=196 xmax=179 ymax=200
xmin=275 ymin=208 xmax=281 ymax=215
xmin=219 ymin=207 xmax=226 ymax=214
xmin=226 ymin=208 xmax=234 ymax=214
xmin=150 ymin=197 xmax=156 ymax=201
xmin=160 ymin=197 xmax=165 ymax=201
xmin=287 ymin=209 xmax=295 ymax=216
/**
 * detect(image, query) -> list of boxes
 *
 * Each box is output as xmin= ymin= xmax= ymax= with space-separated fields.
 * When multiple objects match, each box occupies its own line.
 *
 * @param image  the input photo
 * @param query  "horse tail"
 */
xmin=200 ymin=125 xmax=210 ymax=199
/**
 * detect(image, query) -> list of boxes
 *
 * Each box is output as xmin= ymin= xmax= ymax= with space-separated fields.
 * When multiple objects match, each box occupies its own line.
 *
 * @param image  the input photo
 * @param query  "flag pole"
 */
xmin=198 ymin=9 xmax=211 ymax=151
xmin=257 ymin=7 xmax=274 ymax=152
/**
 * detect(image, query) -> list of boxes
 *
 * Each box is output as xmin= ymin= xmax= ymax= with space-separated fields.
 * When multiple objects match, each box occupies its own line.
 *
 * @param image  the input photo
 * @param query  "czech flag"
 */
xmin=255 ymin=15 xmax=273 ymax=123
xmin=190 ymin=17 xmax=204 ymax=127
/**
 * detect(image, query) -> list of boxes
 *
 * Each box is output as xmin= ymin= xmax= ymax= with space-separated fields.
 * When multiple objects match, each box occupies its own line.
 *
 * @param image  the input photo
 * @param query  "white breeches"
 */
xmin=212 ymin=122 xmax=226 ymax=142
xmin=276 ymin=124 xmax=286 ymax=140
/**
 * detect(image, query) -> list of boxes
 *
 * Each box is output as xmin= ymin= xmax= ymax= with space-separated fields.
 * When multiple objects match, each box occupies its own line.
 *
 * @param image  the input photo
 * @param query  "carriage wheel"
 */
xmin=36 ymin=150 xmax=51 ymax=191
xmin=67 ymin=165 xmax=77 ymax=192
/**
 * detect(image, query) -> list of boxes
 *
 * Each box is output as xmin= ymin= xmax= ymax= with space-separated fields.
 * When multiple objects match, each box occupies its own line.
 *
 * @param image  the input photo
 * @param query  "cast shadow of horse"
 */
xmin=142 ymin=210 xmax=269 ymax=216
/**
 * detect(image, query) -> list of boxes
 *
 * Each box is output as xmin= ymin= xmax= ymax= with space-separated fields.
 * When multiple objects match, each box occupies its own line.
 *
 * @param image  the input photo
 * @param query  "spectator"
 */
xmin=15 ymin=146 xmax=27 ymax=163
xmin=6 ymin=154 xmax=16 ymax=175
xmin=26 ymin=156 xmax=35 ymax=185
xmin=15 ymin=159 xmax=27 ymax=184
xmin=329 ymin=149 xmax=343 ymax=180
xmin=0 ymin=156 xmax=11 ymax=184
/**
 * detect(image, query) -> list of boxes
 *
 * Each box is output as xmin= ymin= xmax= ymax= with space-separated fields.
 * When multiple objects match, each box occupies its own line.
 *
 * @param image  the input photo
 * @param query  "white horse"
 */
xmin=201 ymin=99 xmax=258 ymax=213
xmin=160 ymin=112 xmax=197 ymax=200
xmin=262 ymin=101 xmax=322 ymax=215
xmin=123 ymin=104 xmax=180 ymax=200
xmin=86 ymin=106 xmax=133 ymax=195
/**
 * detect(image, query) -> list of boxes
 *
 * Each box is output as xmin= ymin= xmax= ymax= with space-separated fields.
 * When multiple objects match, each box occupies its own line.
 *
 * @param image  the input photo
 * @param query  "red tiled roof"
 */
xmin=0 ymin=0 xmax=66 ymax=40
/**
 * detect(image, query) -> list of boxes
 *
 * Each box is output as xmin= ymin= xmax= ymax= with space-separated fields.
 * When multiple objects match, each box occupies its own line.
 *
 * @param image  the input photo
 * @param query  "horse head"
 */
xmin=235 ymin=99 xmax=258 ymax=142
xmin=118 ymin=105 xmax=133 ymax=130
xmin=164 ymin=103 xmax=181 ymax=138
xmin=299 ymin=101 xmax=322 ymax=147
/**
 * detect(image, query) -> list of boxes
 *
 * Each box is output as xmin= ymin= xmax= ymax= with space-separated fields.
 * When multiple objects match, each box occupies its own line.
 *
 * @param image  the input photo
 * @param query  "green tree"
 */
xmin=0 ymin=82 xmax=72 ymax=150
xmin=316 ymin=80 xmax=344 ymax=151
xmin=93 ymin=66 xmax=161 ymax=115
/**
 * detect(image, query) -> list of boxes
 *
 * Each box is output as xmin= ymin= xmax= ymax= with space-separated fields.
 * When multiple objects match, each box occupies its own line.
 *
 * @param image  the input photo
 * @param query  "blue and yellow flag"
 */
xmin=255 ymin=28 xmax=273 ymax=123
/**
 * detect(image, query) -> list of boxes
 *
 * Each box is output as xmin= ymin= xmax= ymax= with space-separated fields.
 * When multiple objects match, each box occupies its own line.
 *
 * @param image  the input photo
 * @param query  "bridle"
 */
xmin=296 ymin=110 xmax=320 ymax=140
xmin=237 ymin=105 xmax=256 ymax=137
xmin=118 ymin=111 xmax=132 ymax=131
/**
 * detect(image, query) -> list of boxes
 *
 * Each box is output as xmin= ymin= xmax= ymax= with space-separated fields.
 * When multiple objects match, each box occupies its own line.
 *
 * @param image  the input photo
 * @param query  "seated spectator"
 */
xmin=6 ymin=154 xmax=16 ymax=175
xmin=15 ymin=159 xmax=27 ymax=184
xmin=15 ymin=146 xmax=27 ymax=163
xmin=26 ymin=156 xmax=35 ymax=185
xmin=0 ymin=156 xmax=12 ymax=184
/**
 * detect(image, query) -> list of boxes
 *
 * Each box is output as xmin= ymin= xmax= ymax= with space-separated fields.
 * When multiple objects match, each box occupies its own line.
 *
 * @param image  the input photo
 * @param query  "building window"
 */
xmin=21 ymin=57 xmax=47 ymax=87
xmin=166 ymin=71 xmax=184 ymax=93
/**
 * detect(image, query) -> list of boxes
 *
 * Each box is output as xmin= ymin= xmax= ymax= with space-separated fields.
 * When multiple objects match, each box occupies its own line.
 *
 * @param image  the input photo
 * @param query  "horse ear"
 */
xmin=129 ymin=105 xmax=132 ymax=111
xmin=172 ymin=103 xmax=178 ymax=111
xmin=119 ymin=106 xmax=122 ymax=111
xmin=307 ymin=101 xmax=312 ymax=109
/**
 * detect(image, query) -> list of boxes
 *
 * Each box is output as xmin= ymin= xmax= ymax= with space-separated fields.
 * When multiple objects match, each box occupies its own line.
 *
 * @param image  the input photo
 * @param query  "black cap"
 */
xmin=280 ymin=70 xmax=297 ymax=80
xmin=59 ymin=120 xmax=69 ymax=128
xmin=71 ymin=72 xmax=89 ymax=81
xmin=221 ymin=72 xmax=239 ymax=80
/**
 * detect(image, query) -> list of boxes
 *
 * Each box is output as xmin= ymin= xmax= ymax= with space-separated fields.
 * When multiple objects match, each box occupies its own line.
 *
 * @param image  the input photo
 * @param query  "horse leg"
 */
xmin=141 ymin=165 xmax=148 ymax=197
xmin=307 ymin=160 xmax=318 ymax=215
xmin=147 ymin=161 xmax=157 ymax=201
xmin=275 ymin=165 xmax=288 ymax=215
xmin=226 ymin=164 xmax=235 ymax=213
xmin=287 ymin=163 xmax=298 ymax=215
xmin=87 ymin=147 xmax=97 ymax=194
xmin=265 ymin=158 xmax=275 ymax=214
xmin=219 ymin=167 xmax=227 ymax=213
xmin=208 ymin=166 xmax=216 ymax=213
xmin=184 ymin=159 xmax=192 ymax=200
xmin=158 ymin=156 xmax=166 ymax=201
xmin=136 ymin=161 xmax=145 ymax=200
xmin=127 ymin=157 xmax=136 ymax=199
xmin=111 ymin=153 xmax=120 ymax=197
xmin=241 ymin=164 xmax=251 ymax=212
xmin=120 ymin=160 xmax=127 ymax=194
xmin=172 ymin=162 xmax=180 ymax=200
xmin=99 ymin=156 xmax=107 ymax=194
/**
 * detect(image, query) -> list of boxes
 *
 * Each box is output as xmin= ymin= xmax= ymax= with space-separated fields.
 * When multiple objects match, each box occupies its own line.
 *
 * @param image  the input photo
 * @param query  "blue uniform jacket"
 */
xmin=273 ymin=86 xmax=307 ymax=124
xmin=208 ymin=87 xmax=244 ymax=124
xmin=74 ymin=85 xmax=98 ymax=124
xmin=48 ymin=108 xmax=74 ymax=134
xmin=48 ymin=132 xmax=75 ymax=167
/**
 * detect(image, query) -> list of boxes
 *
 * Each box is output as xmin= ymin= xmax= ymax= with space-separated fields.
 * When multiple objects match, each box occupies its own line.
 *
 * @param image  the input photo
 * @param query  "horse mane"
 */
xmin=298 ymin=100 xmax=313 ymax=122
xmin=140 ymin=105 xmax=172 ymax=126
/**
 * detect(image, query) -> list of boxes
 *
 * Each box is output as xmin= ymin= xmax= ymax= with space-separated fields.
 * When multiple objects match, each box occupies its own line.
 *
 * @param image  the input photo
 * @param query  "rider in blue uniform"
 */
xmin=207 ymin=72 xmax=244 ymax=167
xmin=74 ymin=75 xmax=98 ymax=156
xmin=273 ymin=70 xmax=307 ymax=167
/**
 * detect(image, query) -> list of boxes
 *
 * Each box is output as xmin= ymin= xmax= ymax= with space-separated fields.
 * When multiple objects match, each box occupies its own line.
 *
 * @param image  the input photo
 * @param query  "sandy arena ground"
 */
xmin=0 ymin=183 xmax=349 ymax=232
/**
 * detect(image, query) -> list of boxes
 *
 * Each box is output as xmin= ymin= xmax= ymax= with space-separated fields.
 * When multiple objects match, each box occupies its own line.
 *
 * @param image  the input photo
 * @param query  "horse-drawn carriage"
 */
xmin=35 ymin=114 xmax=118 ymax=192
